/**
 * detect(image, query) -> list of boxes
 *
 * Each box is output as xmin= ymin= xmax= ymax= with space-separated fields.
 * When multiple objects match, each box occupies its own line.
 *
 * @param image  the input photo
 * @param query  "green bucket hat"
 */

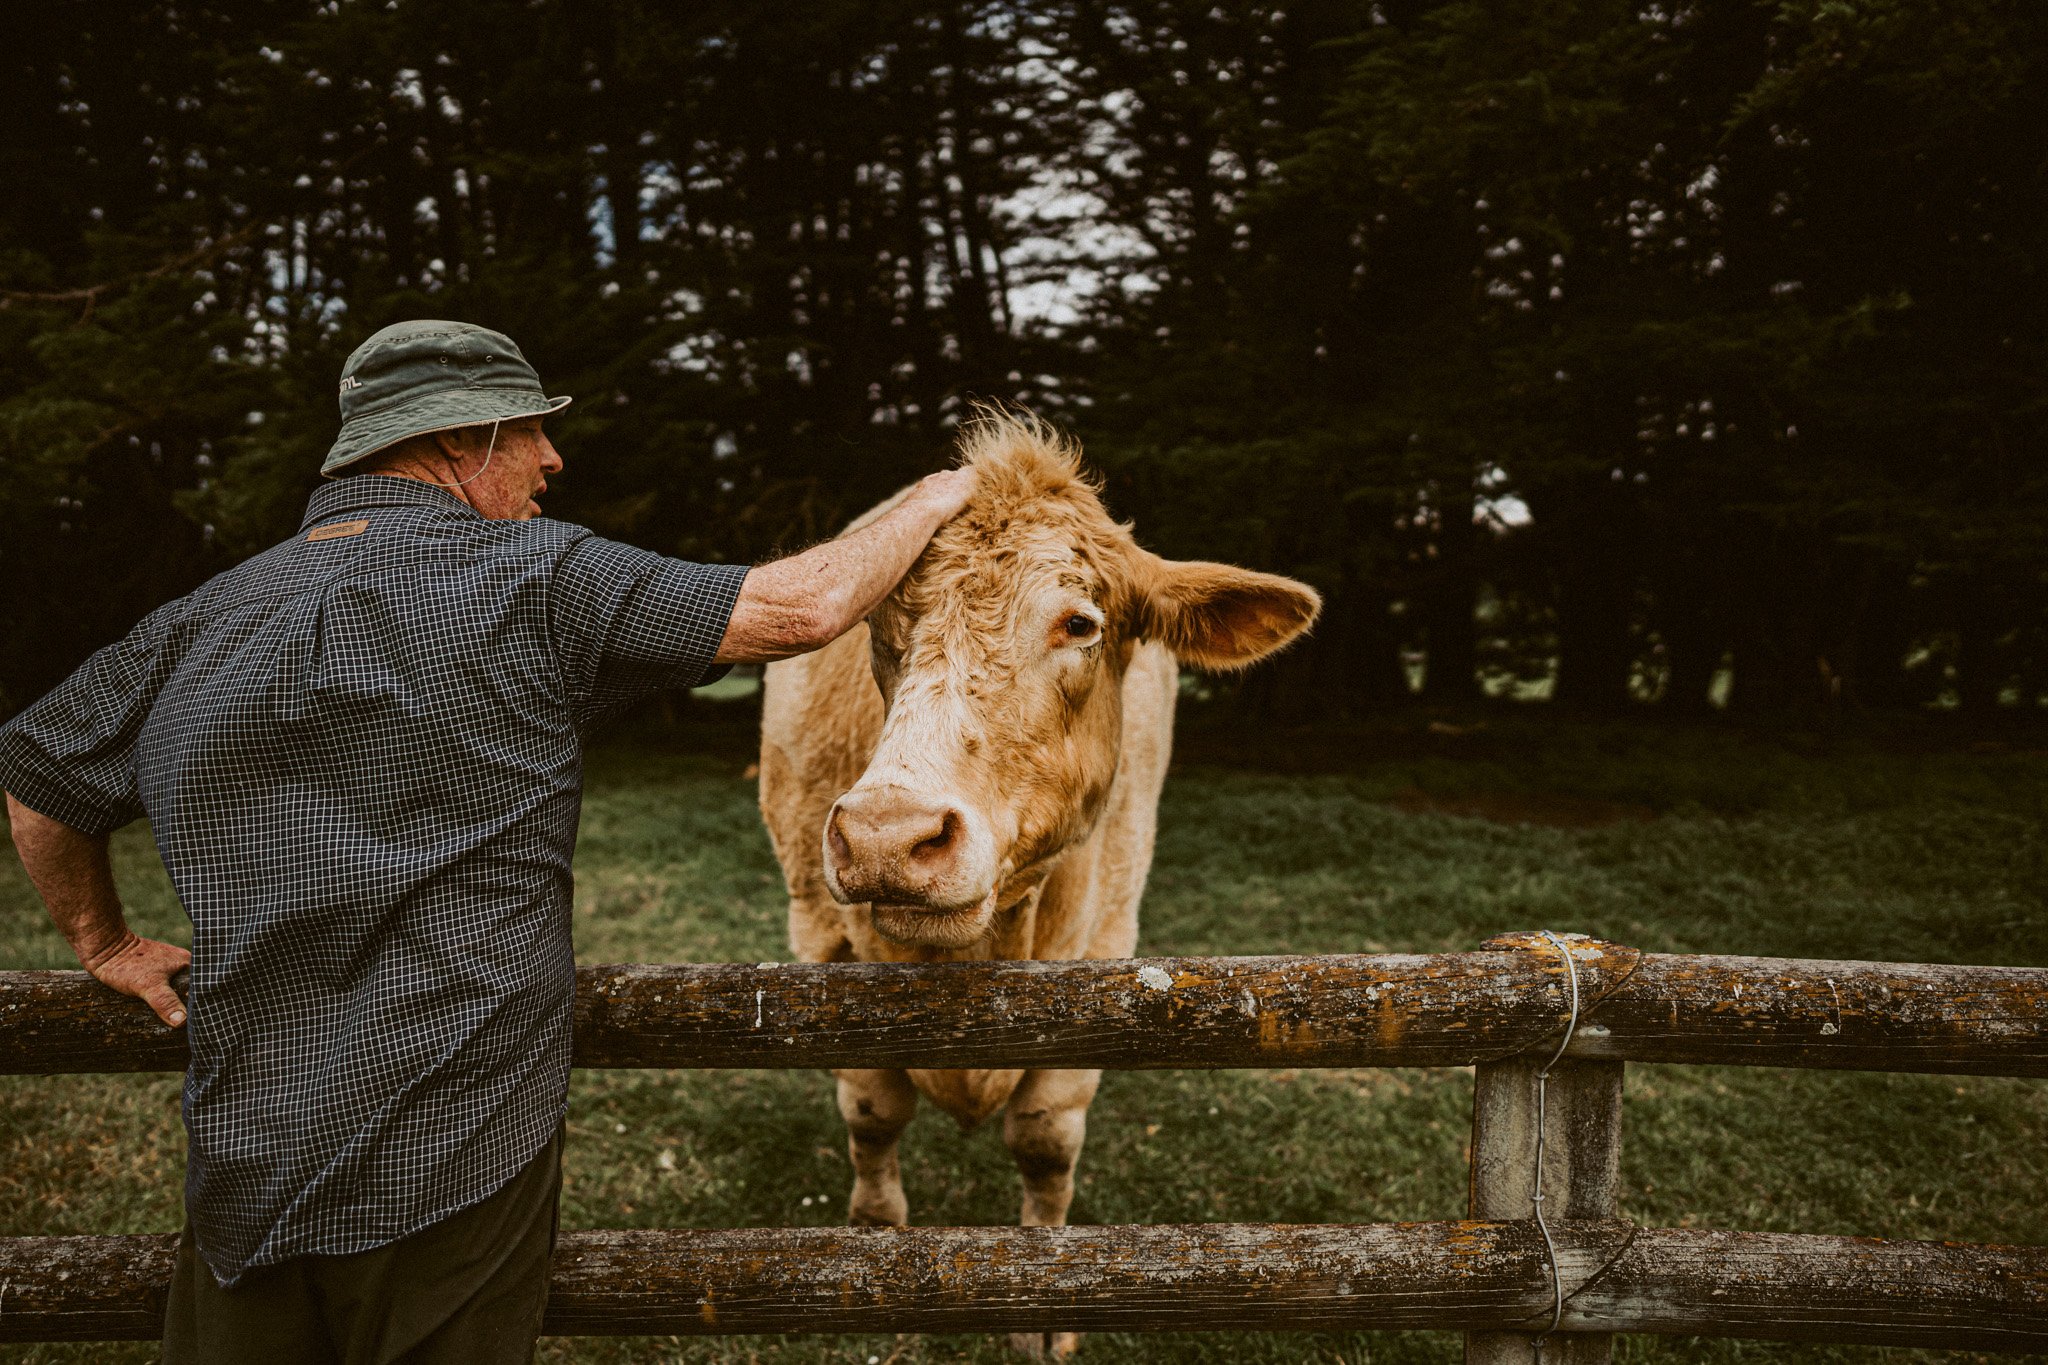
xmin=322 ymin=320 xmax=572 ymax=477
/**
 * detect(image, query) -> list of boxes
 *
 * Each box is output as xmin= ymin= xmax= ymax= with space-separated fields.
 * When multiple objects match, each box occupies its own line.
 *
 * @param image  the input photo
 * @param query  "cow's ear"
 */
xmin=1133 ymin=552 xmax=1322 ymax=671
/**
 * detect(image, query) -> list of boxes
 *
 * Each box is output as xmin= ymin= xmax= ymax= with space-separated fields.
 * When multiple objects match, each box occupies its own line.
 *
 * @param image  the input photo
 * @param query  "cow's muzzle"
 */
xmin=823 ymin=782 xmax=999 ymax=912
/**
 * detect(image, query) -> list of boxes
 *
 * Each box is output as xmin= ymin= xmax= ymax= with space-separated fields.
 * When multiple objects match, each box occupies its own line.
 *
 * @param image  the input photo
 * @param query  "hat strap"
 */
xmin=435 ymin=418 xmax=502 ymax=489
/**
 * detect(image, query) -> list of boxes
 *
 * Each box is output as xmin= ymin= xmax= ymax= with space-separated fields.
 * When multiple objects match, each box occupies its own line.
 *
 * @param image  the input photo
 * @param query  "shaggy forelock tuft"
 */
xmin=890 ymin=406 xmax=1140 ymax=632
xmin=952 ymin=405 xmax=1099 ymax=507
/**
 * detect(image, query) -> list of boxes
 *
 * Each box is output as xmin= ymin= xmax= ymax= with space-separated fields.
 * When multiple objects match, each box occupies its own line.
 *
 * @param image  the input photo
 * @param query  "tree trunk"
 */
xmin=1954 ymin=578 xmax=2011 ymax=715
xmin=1725 ymin=576 xmax=1815 ymax=717
xmin=1651 ymin=551 xmax=1723 ymax=714
xmin=1549 ymin=517 xmax=1636 ymax=710
xmin=1844 ymin=563 xmax=1914 ymax=711
xmin=1420 ymin=476 xmax=1480 ymax=704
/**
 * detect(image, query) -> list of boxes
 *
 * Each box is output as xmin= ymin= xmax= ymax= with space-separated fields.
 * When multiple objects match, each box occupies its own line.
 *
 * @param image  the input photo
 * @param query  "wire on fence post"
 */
xmin=1527 ymin=930 xmax=1584 ymax=1363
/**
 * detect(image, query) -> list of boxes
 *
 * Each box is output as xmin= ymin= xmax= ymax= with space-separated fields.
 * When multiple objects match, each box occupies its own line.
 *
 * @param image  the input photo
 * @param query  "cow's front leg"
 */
xmin=1003 ymin=1067 xmax=1100 ymax=1358
xmin=836 ymin=1067 xmax=917 ymax=1227
xmin=1004 ymin=1066 xmax=1099 ymax=1226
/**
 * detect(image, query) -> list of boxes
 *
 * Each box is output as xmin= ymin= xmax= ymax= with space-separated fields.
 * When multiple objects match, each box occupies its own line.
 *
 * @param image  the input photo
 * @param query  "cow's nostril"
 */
xmin=911 ymin=809 xmax=959 ymax=860
xmin=826 ymin=808 xmax=852 ymax=869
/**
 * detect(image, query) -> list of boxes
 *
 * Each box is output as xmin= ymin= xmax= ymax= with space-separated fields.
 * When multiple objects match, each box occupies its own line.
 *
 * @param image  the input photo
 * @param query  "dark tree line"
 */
xmin=4 ymin=0 xmax=2043 ymax=721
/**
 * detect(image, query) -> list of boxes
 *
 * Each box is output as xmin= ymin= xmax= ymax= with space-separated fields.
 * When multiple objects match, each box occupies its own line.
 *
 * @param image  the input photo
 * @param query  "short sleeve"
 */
xmin=549 ymin=536 xmax=750 ymax=727
xmin=0 ymin=605 xmax=182 ymax=835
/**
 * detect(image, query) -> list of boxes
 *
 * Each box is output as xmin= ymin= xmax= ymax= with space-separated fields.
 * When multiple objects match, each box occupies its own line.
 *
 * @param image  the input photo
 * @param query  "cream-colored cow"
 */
xmin=758 ymin=412 xmax=1318 ymax=1354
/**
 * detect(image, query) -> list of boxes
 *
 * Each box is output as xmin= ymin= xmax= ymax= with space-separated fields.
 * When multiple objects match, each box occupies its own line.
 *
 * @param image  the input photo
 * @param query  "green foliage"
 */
xmin=3 ymin=0 xmax=2044 ymax=717
xmin=1066 ymin=0 xmax=2048 ymax=716
xmin=0 ymin=0 xmax=1067 ymax=706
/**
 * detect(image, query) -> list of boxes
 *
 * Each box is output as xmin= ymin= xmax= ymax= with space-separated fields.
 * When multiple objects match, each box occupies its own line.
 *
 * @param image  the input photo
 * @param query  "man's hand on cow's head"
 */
xmin=82 ymin=929 xmax=192 ymax=1029
xmin=713 ymin=466 xmax=980 ymax=666
xmin=912 ymin=468 xmax=978 ymax=522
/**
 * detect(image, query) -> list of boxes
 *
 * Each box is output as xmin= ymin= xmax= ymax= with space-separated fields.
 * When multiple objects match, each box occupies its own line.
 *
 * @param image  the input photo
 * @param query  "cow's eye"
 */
xmin=1064 ymin=614 xmax=1100 ymax=641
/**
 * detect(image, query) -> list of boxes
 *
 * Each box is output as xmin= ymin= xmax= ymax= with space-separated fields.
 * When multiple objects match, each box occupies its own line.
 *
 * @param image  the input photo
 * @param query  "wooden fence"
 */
xmin=3 ymin=931 xmax=2045 ymax=1357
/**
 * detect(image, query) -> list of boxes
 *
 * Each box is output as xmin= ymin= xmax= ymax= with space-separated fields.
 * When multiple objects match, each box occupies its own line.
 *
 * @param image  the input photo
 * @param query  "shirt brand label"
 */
xmin=307 ymin=519 xmax=370 ymax=542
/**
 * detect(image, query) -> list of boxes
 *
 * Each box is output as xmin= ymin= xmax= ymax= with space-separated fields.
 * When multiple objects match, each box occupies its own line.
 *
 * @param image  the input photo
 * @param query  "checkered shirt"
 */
xmin=0 ymin=475 xmax=748 ymax=1286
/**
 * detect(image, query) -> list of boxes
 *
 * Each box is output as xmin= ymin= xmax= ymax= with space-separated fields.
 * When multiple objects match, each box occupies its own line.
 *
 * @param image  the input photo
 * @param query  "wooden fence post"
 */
xmin=1466 ymin=935 xmax=1626 ymax=1365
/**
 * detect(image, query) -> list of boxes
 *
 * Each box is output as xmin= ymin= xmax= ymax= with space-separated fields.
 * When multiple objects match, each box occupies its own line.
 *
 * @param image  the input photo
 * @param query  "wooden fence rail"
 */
xmin=6 ymin=942 xmax=2046 ymax=1077
xmin=3 ymin=933 xmax=2045 ymax=1358
xmin=5 ymin=1221 xmax=2046 ymax=1351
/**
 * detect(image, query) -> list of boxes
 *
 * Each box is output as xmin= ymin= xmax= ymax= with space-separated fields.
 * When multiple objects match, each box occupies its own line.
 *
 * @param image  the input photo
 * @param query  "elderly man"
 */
xmin=0 ymin=319 xmax=973 ymax=1363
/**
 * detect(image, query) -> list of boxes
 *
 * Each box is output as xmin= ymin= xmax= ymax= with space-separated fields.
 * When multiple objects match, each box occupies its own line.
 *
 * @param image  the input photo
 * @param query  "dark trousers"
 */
xmin=162 ymin=1128 xmax=562 ymax=1365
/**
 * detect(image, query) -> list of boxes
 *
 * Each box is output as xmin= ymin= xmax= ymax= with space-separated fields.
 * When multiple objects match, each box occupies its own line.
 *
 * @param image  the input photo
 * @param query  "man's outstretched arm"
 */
xmin=6 ymin=792 xmax=189 ymax=1027
xmin=714 ymin=468 xmax=976 ymax=664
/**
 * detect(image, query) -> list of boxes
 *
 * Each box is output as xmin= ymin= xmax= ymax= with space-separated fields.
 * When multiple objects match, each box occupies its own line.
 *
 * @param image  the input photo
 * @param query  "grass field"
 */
xmin=2 ymin=706 xmax=2043 ymax=1363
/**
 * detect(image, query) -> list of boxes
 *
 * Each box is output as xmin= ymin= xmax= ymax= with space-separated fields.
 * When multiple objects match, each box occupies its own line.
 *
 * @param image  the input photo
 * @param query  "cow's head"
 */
xmin=822 ymin=412 xmax=1321 ymax=948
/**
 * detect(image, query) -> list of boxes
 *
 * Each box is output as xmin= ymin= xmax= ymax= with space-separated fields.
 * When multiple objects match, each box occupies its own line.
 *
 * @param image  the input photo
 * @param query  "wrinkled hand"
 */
xmin=82 ymin=931 xmax=191 ymax=1029
xmin=914 ymin=468 xmax=978 ymax=521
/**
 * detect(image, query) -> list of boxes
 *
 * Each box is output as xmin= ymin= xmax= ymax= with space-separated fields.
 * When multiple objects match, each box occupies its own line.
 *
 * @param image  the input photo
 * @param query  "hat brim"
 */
xmin=322 ymin=390 xmax=573 ymax=477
